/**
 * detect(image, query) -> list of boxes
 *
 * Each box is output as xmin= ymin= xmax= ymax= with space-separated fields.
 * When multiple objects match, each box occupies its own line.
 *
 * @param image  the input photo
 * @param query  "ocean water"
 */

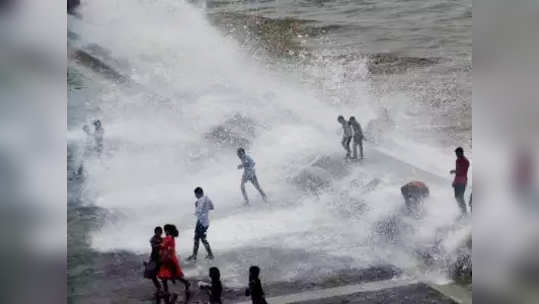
xmin=68 ymin=0 xmax=471 ymax=287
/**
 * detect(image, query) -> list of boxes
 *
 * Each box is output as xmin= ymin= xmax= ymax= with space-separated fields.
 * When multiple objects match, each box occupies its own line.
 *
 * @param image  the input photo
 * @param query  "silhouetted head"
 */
xmin=349 ymin=116 xmax=356 ymax=122
xmin=194 ymin=187 xmax=204 ymax=199
xmin=163 ymin=224 xmax=179 ymax=237
xmin=154 ymin=226 xmax=163 ymax=236
xmin=237 ymin=147 xmax=246 ymax=158
xmin=455 ymin=147 xmax=464 ymax=158
xmin=249 ymin=265 xmax=260 ymax=280
xmin=209 ymin=267 xmax=221 ymax=281
xmin=337 ymin=115 xmax=345 ymax=123
xmin=93 ymin=120 xmax=102 ymax=128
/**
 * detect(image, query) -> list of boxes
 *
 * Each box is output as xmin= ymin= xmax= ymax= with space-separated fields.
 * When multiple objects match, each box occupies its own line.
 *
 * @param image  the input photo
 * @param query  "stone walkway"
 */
xmin=236 ymin=278 xmax=470 ymax=304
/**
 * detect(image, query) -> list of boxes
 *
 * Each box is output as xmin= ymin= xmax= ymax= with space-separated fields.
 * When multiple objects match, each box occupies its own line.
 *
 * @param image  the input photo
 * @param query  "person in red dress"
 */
xmin=158 ymin=224 xmax=190 ymax=300
xmin=450 ymin=147 xmax=470 ymax=215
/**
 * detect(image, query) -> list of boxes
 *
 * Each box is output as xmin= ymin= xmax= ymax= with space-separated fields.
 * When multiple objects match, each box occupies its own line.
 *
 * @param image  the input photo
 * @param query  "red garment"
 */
xmin=408 ymin=181 xmax=427 ymax=189
xmin=453 ymin=156 xmax=470 ymax=185
xmin=157 ymin=235 xmax=184 ymax=279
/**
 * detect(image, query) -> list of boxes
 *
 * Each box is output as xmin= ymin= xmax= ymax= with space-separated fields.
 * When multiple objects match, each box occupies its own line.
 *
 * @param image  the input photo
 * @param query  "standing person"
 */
xmin=245 ymin=266 xmax=268 ymax=304
xmin=157 ymin=224 xmax=190 ymax=301
xmin=199 ymin=267 xmax=223 ymax=304
xmin=450 ymin=147 xmax=470 ymax=215
xmin=237 ymin=148 xmax=267 ymax=205
xmin=93 ymin=119 xmax=104 ymax=154
xmin=187 ymin=187 xmax=214 ymax=261
xmin=144 ymin=226 xmax=163 ymax=294
xmin=337 ymin=115 xmax=352 ymax=160
xmin=349 ymin=116 xmax=364 ymax=160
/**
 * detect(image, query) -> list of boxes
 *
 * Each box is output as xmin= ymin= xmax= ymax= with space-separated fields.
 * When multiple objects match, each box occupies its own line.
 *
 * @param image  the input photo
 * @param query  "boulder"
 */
xmin=291 ymin=166 xmax=332 ymax=194
xmin=205 ymin=113 xmax=256 ymax=149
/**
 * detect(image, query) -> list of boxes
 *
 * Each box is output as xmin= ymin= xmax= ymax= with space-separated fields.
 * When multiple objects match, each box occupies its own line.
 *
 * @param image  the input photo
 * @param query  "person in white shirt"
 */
xmin=187 ymin=187 xmax=214 ymax=261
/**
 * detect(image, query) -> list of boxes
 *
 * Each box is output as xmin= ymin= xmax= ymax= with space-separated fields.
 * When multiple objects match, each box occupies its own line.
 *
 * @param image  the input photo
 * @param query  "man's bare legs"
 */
xmin=352 ymin=136 xmax=363 ymax=160
xmin=342 ymin=136 xmax=352 ymax=159
xmin=252 ymin=176 xmax=267 ymax=201
xmin=241 ymin=176 xmax=266 ymax=204
xmin=241 ymin=178 xmax=250 ymax=204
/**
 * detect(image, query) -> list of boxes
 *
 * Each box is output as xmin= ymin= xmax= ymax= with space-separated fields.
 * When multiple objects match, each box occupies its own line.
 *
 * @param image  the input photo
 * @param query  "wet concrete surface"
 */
xmin=289 ymin=283 xmax=456 ymax=304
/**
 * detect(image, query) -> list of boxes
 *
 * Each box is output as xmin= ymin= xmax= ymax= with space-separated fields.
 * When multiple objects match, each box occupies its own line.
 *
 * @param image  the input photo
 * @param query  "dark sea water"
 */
xmin=206 ymin=0 xmax=471 ymax=57
xmin=203 ymin=0 xmax=471 ymax=148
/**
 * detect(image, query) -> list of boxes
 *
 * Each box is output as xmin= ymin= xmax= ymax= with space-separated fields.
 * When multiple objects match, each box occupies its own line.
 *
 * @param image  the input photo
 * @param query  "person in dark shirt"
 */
xmin=148 ymin=226 xmax=163 ymax=292
xmin=349 ymin=116 xmax=364 ymax=160
xmin=245 ymin=266 xmax=267 ymax=304
xmin=200 ymin=267 xmax=223 ymax=304
xmin=450 ymin=147 xmax=470 ymax=215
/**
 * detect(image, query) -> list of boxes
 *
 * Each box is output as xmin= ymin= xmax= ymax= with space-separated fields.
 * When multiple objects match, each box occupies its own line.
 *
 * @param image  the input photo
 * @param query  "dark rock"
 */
xmin=312 ymin=155 xmax=349 ymax=178
xmin=291 ymin=166 xmax=332 ymax=194
xmin=367 ymin=53 xmax=441 ymax=74
xmin=67 ymin=0 xmax=80 ymax=14
xmin=70 ymin=48 xmax=128 ymax=82
xmin=450 ymin=252 xmax=472 ymax=284
xmin=205 ymin=113 xmax=257 ymax=149
xmin=374 ymin=215 xmax=414 ymax=244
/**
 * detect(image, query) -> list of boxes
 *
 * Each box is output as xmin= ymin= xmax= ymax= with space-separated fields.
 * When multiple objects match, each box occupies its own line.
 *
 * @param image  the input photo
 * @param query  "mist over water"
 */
xmin=68 ymin=0 xmax=470 ymax=286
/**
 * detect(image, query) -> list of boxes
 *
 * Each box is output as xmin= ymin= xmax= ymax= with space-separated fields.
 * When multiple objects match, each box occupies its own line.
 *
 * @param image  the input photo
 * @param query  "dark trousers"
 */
xmin=352 ymin=135 xmax=363 ymax=159
xmin=342 ymin=136 xmax=352 ymax=158
xmin=454 ymin=184 xmax=467 ymax=214
xmin=193 ymin=221 xmax=212 ymax=257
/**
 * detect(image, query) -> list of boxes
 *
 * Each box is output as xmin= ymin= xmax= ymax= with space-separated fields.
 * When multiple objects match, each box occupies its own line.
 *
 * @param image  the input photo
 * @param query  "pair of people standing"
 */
xmin=338 ymin=115 xmax=364 ymax=160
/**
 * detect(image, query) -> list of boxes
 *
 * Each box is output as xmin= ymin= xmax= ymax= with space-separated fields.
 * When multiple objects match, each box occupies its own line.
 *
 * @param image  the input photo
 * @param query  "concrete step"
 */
xmin=236 ymin=279 xmax=471 ymax=304
xmin=236 ymin=278 xmax=417 ymax=304
xmin=428 ymin=283 xmax=472 ymax=304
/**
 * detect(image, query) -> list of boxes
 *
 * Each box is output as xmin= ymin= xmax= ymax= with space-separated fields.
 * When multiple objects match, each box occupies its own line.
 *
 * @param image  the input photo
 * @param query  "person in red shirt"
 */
xmin=450 ymin=147 xmax=470 ymax=214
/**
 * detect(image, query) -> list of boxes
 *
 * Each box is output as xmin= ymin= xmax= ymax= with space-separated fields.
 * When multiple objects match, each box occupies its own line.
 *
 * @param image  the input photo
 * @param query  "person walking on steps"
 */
xmin=187 ymin=187 xmax=214 ymax=261
xmin=338 ymin=115 xmax=352 ymax=160
xmin=349 ymin=116 xmax=364 ymax=160
xmin=450 ymin=147 xmax=470 ymax=215
xmin=237 ymin=148 xmax=267 ymax=205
